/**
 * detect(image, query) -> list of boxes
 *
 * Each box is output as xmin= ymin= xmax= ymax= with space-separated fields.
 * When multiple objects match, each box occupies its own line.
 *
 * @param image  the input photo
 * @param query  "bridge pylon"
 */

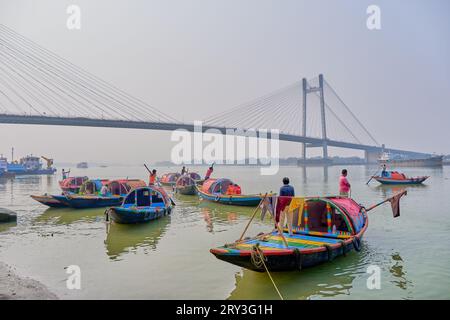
xmin=301 ymin=74 xmax=328 ymax=160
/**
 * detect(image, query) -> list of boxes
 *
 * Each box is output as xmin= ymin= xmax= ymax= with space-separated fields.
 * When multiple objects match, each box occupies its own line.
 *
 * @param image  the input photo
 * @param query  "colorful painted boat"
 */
xmin=53 ymin=179 xmax=146 ymax=209
xmin=198 ymin=178 xmax=269 ymax=207
xmin=30 ymin=194 xmax=69 ymax=208
xmin=373 ymin=171 xmax=429 ymax=185
xmin=211 ymin=197 xmax=369 ymax=271
xmin=159 ymin=172 xmax=181 ymax=186
xmin=106 ymin=186 xmax=173 ymax=224
xmin=59 ymin=176 xmax=88 ymax=193
xmin=175 ymin=175 xmax=198 ymax=195
xmin=186 ymin=172 xmax=204 ymax=185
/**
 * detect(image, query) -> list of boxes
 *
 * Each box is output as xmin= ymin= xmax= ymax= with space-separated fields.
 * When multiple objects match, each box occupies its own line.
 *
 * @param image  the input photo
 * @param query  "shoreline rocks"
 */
xmin=0 ymin=208 xmax=17 ymax=223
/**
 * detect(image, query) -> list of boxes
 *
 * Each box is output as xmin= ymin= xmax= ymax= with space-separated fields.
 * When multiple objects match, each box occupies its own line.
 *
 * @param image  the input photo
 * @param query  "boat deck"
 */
xmin=223 ymin=232 xmax=345 ymax=253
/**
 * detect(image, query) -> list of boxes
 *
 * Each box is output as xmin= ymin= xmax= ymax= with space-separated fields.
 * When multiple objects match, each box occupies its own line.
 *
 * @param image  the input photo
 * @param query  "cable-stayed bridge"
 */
xmin=0 ymin=24 xmax=428 ymax=162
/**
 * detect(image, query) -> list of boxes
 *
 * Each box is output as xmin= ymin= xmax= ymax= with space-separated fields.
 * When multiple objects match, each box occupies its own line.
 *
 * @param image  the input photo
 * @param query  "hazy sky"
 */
xmin=0 ymin=0 xmax=449 ymax=164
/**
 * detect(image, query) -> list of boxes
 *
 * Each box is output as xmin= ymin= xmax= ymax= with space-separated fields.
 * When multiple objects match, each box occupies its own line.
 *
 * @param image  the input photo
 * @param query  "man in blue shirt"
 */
xmin=279 ymin=177 xmax=295 ymax=196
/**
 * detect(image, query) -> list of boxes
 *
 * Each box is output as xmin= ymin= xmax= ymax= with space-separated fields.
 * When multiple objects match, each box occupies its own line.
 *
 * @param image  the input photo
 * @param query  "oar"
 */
xmin=366 ymin=169 xmax=379 ymax=185
xmin=238 ymin=193 xmax=268 ymax=242
xmin=144 ymin=164 xmax=151 ymax=173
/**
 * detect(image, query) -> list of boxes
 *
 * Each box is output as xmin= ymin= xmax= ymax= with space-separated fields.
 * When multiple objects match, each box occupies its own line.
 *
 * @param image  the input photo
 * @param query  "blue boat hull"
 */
xmin=53 ymin=195 xmax=123 ymax=209
xmin=10 ymin=168 xmax=56 ymax=175
xmin=31 ymin=195 xmax=69 ymax=208
xmin=198 ymin=190 xmax=263 ymax=206
xmin=373 ymin=176 xmax=428 ymax=185
xmin=107 ymin=206 xmax=171 ymax=224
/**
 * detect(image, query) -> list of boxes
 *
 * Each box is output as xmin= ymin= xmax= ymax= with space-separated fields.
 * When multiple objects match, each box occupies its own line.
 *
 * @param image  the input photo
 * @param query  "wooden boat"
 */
xmin=53 ymin=179 xmax=146 ymax=209
xmin=373 ymin=171 xmax=429 ymax=185
xmin=211 ymin=196 xmax=370 ymax=272
xmin=106 ymin=186 xmax=173 ymax=224
xmin=159 ymin=173 xmax=181 ymax=186
xmin=30 ymin=194 xmax=69 ymax=208
xmin=59 ymin=176 xmax=88 ymax=193
xmin=175 ymin=175 xmax=198 ymax=195
xmin=198 ymin=178 xmax=269 ymax=206
xmin=186 ymin=172 xmax=204 ymax=185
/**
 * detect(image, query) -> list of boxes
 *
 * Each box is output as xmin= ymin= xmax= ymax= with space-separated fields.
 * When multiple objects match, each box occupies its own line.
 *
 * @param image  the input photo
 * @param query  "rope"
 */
xmin=251 ymin=244 xmax=284 ymax=300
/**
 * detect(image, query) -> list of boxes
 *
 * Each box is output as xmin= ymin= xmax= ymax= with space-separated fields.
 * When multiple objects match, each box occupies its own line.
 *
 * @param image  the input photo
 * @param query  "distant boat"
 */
xmin=0 ymin=156 xmax=15 ymax=179
xmin=76 ymin=162 xmax=88 ymax=169
xmin=51 ymin=179 xmax=146 ymax=209
xmin=378 ymin=152 xmax=443 ymax=167
xmin=159 ymin=173 xmax=181 ymax=186
xmin=372 ymin=171 xmax=429 ymax=185
xmin=6 ymin=155 xmax=56 ymax=175
xmin=198 ymin=178 xmax=271 ymax=207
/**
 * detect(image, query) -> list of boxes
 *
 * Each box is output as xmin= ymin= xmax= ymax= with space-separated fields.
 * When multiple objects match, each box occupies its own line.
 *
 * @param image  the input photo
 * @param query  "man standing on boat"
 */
xmin=62 ymin=168 xmax=70 ymax=180
xmin=149 ymin=169 xmax=157 ymax=186
xmin=279 ymin=177 xmax=295 ymax=197
xmin=181 ymin=166 xmax=187 ymax=175
xmin=204 ymin=165 xmax=214 ymax=180
xmin=339 ymin=169 xmax=351 ymax=197
xmin=381 ymin=164 xmax=388 ymax=177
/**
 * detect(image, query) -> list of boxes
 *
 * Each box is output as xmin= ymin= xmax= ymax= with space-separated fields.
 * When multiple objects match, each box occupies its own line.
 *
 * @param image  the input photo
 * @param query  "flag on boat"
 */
xmin=389 ymin=190 xmax=407 ymax=218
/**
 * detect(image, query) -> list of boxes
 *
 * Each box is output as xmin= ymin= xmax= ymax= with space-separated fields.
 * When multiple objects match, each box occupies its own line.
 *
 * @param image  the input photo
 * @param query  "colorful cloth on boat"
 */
xmin=260 ymin=196 xmax=277 ymax=221
xmin=275 ymin=196 xmax=292 ymax=223
xmin=287 ymin=197 xmax=305 ymax=227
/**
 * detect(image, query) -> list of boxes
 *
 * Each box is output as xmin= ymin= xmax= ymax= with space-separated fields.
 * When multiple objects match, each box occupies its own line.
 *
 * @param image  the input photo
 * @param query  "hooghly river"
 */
xmin=0 ymin=165 xmax=449 ymax=299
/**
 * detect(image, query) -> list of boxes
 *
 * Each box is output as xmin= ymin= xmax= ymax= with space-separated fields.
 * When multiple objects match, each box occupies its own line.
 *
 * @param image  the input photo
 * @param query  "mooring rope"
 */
xmin=251 ymin=244 xmax=284 ymax=300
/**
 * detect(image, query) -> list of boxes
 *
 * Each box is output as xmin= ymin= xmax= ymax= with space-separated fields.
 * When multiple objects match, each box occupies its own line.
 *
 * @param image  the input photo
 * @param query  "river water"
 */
xmin=0 ymin=165 xmax=449 ymax=299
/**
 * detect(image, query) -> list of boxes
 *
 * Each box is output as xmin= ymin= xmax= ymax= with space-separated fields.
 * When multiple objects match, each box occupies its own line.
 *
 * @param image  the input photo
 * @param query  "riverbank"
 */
xmin=0 ymin=262 xmax=57 ymax=300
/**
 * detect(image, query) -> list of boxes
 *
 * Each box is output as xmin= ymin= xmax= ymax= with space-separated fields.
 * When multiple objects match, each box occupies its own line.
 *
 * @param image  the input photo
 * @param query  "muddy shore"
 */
xmin=0 ymin=262 xmax=58 ymax=300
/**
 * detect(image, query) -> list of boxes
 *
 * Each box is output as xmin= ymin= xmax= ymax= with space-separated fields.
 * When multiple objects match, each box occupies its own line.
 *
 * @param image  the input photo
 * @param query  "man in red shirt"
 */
xmin=339 ymin=169 xmax=351 ymax=197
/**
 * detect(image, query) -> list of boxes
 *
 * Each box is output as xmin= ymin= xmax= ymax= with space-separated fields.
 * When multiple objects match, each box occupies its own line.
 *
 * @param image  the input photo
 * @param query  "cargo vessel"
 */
xmin=378 ymin=152 xmax=443 ymax=167
xmin=3 ymin=149 xmax=56 ymax=175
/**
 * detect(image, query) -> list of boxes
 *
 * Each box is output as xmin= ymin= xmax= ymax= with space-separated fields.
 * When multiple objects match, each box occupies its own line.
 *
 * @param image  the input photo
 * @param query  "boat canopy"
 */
xmin=161 ymin=173 xmax=181 ymax=183
xmin=290 ymin=197 xmax=365 ymax=235
xmin=201 ymin=178 xmax=233 ymax=194
xmin=79 ymin=179 xmax=109 ymax=194
xmin=107 ymin=179 xmax=146 ymax=195
xmin=123 ymin=186 xmax=169 ymax=207
xmin=176 ymin=175 xmax=195 ymax=187
xmin=60 ymin=176 xmax=88 ymax=187
xmin=188 ymin=172 xmax=201 ymax=180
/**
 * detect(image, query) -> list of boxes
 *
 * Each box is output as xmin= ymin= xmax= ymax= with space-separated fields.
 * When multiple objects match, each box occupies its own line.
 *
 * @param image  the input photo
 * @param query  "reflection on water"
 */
xmin=105 ymin=216 xmax=171 ymax=260
xmin=35 ymin=207 xmax=104 ymax=225
xmin=228 ymin=249 xmax=366 ymax=300
xmin=0 ymin=221 xmax=16 ymax=233
xmin=389 ymin=253 xmax=412 ymax=293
